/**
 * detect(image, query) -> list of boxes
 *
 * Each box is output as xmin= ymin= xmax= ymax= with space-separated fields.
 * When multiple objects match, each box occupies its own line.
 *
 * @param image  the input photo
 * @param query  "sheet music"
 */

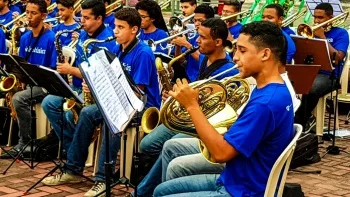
xmin=81 ymin=50 xmax=143 ymax=133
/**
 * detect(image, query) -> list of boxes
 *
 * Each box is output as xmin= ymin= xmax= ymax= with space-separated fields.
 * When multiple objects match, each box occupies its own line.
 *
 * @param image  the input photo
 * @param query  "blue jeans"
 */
xmin=136 ymin=124 xmax=189 ymax=197
xmin=162 ymin=138 xmax=224 ymax=181
xmin=42 ymin=94 xmax=121 ymax=180
xmin=153 ymin=174 xmax=231 ymax=197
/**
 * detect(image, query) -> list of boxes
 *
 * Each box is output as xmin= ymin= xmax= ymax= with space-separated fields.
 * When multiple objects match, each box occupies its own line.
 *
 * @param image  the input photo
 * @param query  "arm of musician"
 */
xmin=57 ymin=60 xmax=83 ymax=78
xmin=227 ymin=31 xmax=234 ymax=41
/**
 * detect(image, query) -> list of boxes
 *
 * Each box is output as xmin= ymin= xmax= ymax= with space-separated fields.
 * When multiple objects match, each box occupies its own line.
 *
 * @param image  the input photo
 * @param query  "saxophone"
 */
xmin=141 ymin=46 xmax=199 ymax=133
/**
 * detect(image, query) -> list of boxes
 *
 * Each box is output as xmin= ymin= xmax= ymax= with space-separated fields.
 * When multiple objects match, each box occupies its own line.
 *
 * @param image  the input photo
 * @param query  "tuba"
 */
xmin=297 ymin=11 xmax=349 ymax=38
xmin=160 ymin=66 xmax=250 ymax=163
xmin=141 ymin=46 xmax=199 ymax=133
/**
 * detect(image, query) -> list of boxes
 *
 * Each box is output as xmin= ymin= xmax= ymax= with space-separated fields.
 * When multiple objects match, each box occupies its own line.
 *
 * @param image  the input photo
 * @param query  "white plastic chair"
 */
xmin=264 ymin=124 xmax=302 ymax=197
xmin=5 ymin=39 xmax=12 ymax=54
xmin=62 ymin=46 xmax=76 ymax=66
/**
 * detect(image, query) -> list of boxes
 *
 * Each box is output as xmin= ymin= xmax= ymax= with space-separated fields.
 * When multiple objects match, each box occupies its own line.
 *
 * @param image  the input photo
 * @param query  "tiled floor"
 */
xmin=1 ymin=112 xmax=350 ymax=196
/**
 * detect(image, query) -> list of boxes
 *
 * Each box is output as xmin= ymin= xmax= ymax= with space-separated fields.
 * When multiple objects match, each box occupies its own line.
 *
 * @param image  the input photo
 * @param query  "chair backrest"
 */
xmin=340 ymin=49 xmax=350 ymax=94
xmin=62 ymin=46 xmax=76 ymax=66
xmin=264 ymin=124 xmax=303 ymax=197
xmin=5 ymin=39 xmax=12 ymax=54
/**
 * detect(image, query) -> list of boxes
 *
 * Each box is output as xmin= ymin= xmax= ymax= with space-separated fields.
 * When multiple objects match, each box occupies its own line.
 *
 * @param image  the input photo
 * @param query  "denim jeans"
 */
xmin=12 ymin=86 xmax=47 ymax=146
xmin=162 ymin=138 xmax=224 ymax=181
xmin=136 ymin=124 xmax=189 ymax=197
xmin=295 ymin=73 xmax=337 ymax=126
xmin=153 ymin=174 xmax=231 ymax=197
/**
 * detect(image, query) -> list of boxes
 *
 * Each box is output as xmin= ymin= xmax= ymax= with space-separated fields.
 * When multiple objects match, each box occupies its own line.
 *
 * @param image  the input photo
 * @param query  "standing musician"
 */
xmin=262 ymin=4 xmax=296 ymax=64
xmin=135 ymin=0 xmax=168 ymax=53
xmin=42 ymin=7 xmax=161 ymax=197
xmin=171 ymin=4 xmax=214 ymax=82
xmin=222 ymin=0 xmax=243 ymax=40
xmin=295 ymin=3 xmax=349 ymax=132
xmin=103 ymin=0 xmax=115 ymax=30
xmin=153 ymin=21 xmax=294 ymax=197
xmin=0 ymin=0 xmax=13 ymax=25
xmin=136 ymin=18 xmax=239 ymax=197
xmin=52 ymin=0 xmax=79 ymax=46
xmin=0 ymin=0 xmax=57 ymax=158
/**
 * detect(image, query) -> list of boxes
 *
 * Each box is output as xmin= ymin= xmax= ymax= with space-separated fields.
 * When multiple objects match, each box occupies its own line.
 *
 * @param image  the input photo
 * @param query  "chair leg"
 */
xmin=6 ymin=118 xmax=14 ymax=147
xmin=315 ymin=97 xmax=325 ymax=136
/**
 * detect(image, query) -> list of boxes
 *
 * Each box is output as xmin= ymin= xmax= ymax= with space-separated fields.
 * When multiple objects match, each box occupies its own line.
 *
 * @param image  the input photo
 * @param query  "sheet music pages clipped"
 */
xmin=81 ymin=50 xmax=143 ymax=134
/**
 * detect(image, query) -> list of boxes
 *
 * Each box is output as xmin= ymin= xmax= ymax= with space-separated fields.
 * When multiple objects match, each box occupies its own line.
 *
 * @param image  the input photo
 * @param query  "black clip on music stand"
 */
xmin=0 ymin=54 xmax=43 ymax=174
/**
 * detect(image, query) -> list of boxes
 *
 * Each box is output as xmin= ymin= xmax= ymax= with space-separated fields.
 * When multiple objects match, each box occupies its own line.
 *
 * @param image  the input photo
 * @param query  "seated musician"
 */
xmin=52 ymin=0 xmax=79 ymax=46
xmin=222 ymin=0 xmax=243 ymax=40
xmin=295 ymin=3 xmax=349 ymax=132
xmin=0 ymin=0 xmax=57 ymax=158
xmin=103 ymin=0 xmax=115 ymax=30
xmin=153 ymin=21 xmax=294 ymax=197
xmin=0 ymin=0 xmax=14 ymax=26
xmin=262 ymin=4 xmax=296 ymax=64
xmin=42 ymin=7 xmax=161 ymax=197
xmin=171 ymin=4 xmax=214 ymax=82
xmin=135 ymin=0 xmax=168 ymax=53
xmin=135 ymin=18 xmax=239 ymax=197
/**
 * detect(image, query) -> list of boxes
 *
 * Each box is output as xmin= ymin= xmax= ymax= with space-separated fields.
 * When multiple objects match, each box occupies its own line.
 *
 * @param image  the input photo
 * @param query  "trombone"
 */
xmin=1 ymin=12 xmax=26 ymax=33
xmin=221 ymin=9 xmax=252 ymax=22
xmin=168 ymin=13 xmax=195 ymax=32
xmin=106 ymin=0 xmax=123 ymax=15
xmin=297 ymin=11 xmax=349 ymax=38
xmin=282 ymin=8 xmax=307 ymax=27
xmin=148 ymin=28 xmax=195 ymax=52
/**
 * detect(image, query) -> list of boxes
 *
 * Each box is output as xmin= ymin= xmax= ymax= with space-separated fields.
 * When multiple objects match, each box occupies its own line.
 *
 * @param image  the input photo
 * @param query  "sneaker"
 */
xmin=84 ymin=182 xmax=106 ymax=197
xmin=41 ymin=172 xmax=82 ymax=186
xmin=304 ymin=115 xmax=316 ymax=133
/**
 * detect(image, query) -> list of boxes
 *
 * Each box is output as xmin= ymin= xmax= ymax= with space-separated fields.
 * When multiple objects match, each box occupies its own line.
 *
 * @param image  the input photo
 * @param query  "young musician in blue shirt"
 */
xmin=153 ymin=21 xmax=294 ymax=197
xmin=222 ymin=0 xmax=243 ymax=40
xmin=282 ymin=26 xmax=296 ymax=35
xmin=135 ymin=18 xmax=238 ymax=197
xmin=262 ymin=4 xmax=296 ymax=64
xmin=135 ymin=0 xmax=168 ymax=53
xmin=171 ymin=4 xmax=214 ymax=82
xmin=0 ymin=0 xmax=58 ymax=158
xmin=41 ymin=7 xmax=160 ymax=197
xmin=52 ymin=0 xmax=79 ymax=46
xmin=295 ymin=3 xmax=349 ymax=132
xmin=0 ymin=0 xmax=13 ymax=25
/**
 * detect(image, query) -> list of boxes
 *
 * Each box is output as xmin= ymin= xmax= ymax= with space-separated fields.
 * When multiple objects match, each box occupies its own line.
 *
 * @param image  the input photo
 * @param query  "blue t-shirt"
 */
xmin=184 ymin=33 xmax=199 ymax=82
xmin=75 ymin=26 xmax=116 ymax=87
xmin=19 ymin=29 xmax=57 ymax=69
xmin=197 ymin=53 xmax=239 ymax=80
xmin=317 ymin=27 xmax=349 ymax=77
xmin=47 ymin=9 xmax=58 ymax=19
xmin=0 ymin=29 xmax=6 ymax=53
xmin=282 ymin=26 xmax=295 ymax=36
xmin=52 ymin=23 xmax=80 ymax=46
xmin=104 ymin=14 xmax=115 ymax=30
xmin=9 ymin=5 xmax=21 ymax=14
xmin=228 ymin=23 xmax=243 ymax=39
xmin=282 ymin=30 xmax=296 ymax=64
xmin=112 ymin=41 xmax=161 ymax=109
xmin=0 ymin=10 xmax=13 ymax=26
xmin=217 ymin=83 xmax=294 ymax=197
xmin=138 ymin=28 xmax=168 ymax=53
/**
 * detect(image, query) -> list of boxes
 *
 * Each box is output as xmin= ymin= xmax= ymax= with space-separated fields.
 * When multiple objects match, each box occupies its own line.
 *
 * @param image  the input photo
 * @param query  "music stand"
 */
xmin=285 ymin=64 xmax=320 ymax=94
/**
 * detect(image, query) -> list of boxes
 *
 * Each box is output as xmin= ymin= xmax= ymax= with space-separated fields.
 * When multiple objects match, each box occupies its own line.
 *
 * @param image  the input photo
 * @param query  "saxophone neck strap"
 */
xmin=198 ymin=55 xmax=231 ymax=80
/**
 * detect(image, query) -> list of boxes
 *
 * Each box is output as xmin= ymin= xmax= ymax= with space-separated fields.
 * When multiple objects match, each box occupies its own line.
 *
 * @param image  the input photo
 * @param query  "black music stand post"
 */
xmin=79 ymin=49 xmax=146 ymax=197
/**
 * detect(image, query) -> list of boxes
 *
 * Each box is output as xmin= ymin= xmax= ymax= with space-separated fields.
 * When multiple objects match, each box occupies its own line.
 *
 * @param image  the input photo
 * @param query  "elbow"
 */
xmin=212 ymin=152 xmax=231 ymax=163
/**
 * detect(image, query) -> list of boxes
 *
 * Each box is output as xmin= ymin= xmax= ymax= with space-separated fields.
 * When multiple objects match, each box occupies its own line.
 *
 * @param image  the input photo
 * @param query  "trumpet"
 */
xmin=282 ymin=8 xmax=307 ymax=27
xmin=168 ymin=13 xmax=195 ymax=32
xmin=1 ymin=12 xmax=26 ymax=33
xmin=106 ymin=0 xmax=123 ymax=15
xmin=148 ymin=28 xmax=195 ymax=52
xmin=221 ymin=9 xmax=252 ymax=22
xmin=297 ymin=11 xmax=349 ymax=38
xmin=141 ymin=46 xmax=199 ymax=133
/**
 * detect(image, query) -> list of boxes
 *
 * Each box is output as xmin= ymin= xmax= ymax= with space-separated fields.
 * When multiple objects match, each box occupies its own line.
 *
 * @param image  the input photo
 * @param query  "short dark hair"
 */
xmin=81 ymin=0 xmax=106 ymax=21
xmin=27 ymin=0 xmax=47 ymax=13
xmin=315 ymin=3 xmax=333 ymax=16
xmin=56 ymin=0 xmax=74 ymax=8
xmin=180 ymin=0 xmax=196 ymax=6
xmin=136 ymin=0 xmax=162 ymax=22
xmin=265 ymin=3 xmax=284 ymax=17
xmin=240 ymin=21 xmax=287 ymax=63
xmin=103 ymin=0 xmax=111 ymax=5
xmin=223 ymin=0 xmax=241 ymax=12
xmin=201 ymin=18 xmax=228 ymax=46
xmin=115 ymin=8 xmax=141 ymax=29
xmin=194 ymin=4 xmax=215 ymax=19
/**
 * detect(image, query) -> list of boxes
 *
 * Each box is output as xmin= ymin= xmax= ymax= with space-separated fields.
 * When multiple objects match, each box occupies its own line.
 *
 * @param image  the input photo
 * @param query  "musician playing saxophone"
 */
xmin=221 ymin=0 xmax=243 ymax=40
xmin=52 ymin=0 xmax=79 ymax=46
xmin=136 ymin=18 xmax=239 ymax=197
xmin=0 ymin=0 xmax=58 ymax=159
xmin=262 ymin=4 xmax=296 ymax=64
xmin=171 ymin=4 xmax=214 ymax=82
xmin=154 ymin=21 xmax=294 ymax=197
xmin=295 ymin=3 xmax=349 ymax=132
